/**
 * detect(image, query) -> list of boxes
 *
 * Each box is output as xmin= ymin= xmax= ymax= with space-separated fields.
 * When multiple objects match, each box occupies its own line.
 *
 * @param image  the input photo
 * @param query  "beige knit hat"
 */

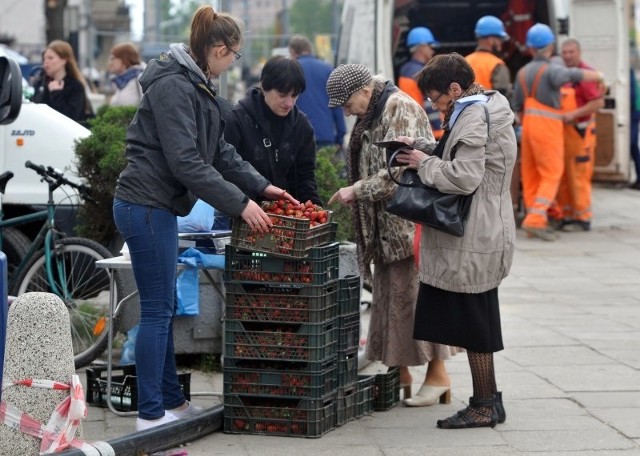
xmin=326 ymin=64 xmax=373 ymax=108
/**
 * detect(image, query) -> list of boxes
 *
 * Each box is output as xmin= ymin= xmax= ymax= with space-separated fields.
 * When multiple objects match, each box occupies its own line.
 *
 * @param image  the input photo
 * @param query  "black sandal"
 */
xmin=436 ymin=396 xmax=498 ymax=429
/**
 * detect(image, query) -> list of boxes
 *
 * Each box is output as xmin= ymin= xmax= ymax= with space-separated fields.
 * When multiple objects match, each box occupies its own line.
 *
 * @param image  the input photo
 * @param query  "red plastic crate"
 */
xmin=223 ymin=356 xmax=337 ymax=400
xmin=224 ymin=319 xmax=338 ymax=362
xmin=224 ymin=243 xmax=340 ymax=285
xmin=225 ymin=281 xmax=338 ymax=324
xmin=224 ymin=395 xmax=336 ymax=438
xmin=231 ymin=215 xmax=336 ymax=259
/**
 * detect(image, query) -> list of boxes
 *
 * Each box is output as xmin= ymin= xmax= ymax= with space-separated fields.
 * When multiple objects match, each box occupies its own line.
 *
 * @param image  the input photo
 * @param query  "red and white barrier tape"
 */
xmin=1 ymin=375 xmax=114 ymax=455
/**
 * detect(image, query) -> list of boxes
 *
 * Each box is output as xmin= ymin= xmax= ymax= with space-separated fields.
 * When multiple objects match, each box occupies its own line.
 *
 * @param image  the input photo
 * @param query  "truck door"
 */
xmin=569 ymin=0 xmax=630 ymax=182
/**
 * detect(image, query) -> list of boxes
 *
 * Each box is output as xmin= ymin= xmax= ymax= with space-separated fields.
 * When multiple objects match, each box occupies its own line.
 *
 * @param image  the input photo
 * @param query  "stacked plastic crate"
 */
xmin=223 ymin=215 xmax=340 ymax=438
xmin=335 ymin=275 xmax=362 ymax=425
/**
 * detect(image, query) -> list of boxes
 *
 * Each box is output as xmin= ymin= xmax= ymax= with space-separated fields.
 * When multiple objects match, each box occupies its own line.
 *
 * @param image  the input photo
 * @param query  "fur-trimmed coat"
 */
xmin=351 ymin=80 xmax=435 ymax=265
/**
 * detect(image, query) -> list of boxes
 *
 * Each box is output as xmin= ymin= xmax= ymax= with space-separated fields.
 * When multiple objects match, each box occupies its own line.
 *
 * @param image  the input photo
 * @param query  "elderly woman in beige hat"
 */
xmin=326 ymin=64 xmax=462 ymax=406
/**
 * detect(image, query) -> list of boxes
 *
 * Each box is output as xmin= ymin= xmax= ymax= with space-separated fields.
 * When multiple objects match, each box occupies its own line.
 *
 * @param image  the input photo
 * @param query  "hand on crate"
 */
xmin=240 ymin=200 xmax=273 ymax=233
xmin=262 ymin=185 xmax=299 ymax=206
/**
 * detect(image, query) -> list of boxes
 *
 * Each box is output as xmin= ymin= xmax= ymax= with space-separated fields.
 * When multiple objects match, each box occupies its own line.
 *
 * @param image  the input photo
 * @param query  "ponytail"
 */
xmin=189 ymin=5 xmax=242 ymax=75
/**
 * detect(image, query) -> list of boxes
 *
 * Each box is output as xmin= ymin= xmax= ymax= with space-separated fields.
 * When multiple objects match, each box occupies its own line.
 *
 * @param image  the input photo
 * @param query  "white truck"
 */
xmin=336 ymin=0 xmax=632 ymax=183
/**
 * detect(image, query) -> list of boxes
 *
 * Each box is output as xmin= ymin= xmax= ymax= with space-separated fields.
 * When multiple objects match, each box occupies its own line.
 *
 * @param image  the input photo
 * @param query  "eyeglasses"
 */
xmin=229 ymin=48 xmax=242 ymax=61
xmin=427 ymin=91 xmax=446 ymax=104
xmin=215 ymin=45 xmax=242 ymax=61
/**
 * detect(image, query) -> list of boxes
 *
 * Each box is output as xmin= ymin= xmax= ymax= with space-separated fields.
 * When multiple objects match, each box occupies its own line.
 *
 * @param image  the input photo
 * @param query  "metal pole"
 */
xmin=282 ymin=0 xmax=289 ymax=46
xmin=219 ymin=0 xmax=232 ymax=99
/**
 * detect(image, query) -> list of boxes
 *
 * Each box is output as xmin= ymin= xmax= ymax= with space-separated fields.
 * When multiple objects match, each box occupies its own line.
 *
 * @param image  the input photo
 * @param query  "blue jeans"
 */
xmin=113 ymin=199 xmax=185 ymax=420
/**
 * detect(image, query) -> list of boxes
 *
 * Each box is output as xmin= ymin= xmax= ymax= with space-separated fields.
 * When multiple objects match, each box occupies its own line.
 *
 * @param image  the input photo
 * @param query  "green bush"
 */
xmin=74 ymin=106 xmax=137 ymax=244
xmin=316 ymin=146 xmax=354 ymax=242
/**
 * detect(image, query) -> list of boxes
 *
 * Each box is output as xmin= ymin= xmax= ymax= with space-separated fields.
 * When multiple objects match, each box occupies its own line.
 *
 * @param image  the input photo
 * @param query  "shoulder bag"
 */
xmin=385 ymin=103 xmax=489 ymax=237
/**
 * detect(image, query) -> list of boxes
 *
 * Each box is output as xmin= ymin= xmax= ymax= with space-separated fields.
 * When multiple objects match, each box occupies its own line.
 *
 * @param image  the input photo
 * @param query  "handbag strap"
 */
xmin=387 ymin=102 xmax=490 ymax=188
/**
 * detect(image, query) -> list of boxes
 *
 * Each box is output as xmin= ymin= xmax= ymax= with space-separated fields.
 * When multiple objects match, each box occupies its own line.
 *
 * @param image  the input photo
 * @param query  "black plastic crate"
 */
xmin=336 ymin=348 xmax=358 ymax=388
xmin=373 ymin=367 xmax=400 ymax=411
xmin=225 ymin=243 xmax=340 ymax=285
xmin=225 ymin=281 xmax=338 ymax=324
xmin=224 ymin=394 xmax=336 ymax=438
xmin=337 ymin=312 xmax=359 ymax=352
xmin=335 ymin=385 xmax=357 ymax=427
xmin=86 ymin=365 xmax=191 ymax=412
xmin=223 ymin=356 xmax=337 ymax=400
xmin=355 ymin=375 xmax=375 ymax=418
xmin=224 ymin=319 xmax=338 ymax=362
xmin=338 ymin=275 xmax=361 ymax=315
xmin=231 ymin=214 xmax=337 ymax=259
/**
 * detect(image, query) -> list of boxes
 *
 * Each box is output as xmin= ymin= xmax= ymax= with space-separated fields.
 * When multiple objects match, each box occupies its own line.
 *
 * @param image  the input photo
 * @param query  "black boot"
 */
xmin=437 ymin=396 xmax=498 ymax=429
xmin=495 ymin=391 xmax=506 ymax=423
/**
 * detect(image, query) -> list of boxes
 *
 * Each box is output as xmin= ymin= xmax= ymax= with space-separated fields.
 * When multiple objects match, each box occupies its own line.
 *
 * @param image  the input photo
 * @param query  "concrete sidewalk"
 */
xmin=79 ymin=185 xmax=640 ymax=455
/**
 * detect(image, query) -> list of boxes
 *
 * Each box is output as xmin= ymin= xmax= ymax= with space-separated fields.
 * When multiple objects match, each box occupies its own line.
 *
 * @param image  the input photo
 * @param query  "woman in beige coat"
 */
xmin=396 ymin=53 xmax=517 ymax=428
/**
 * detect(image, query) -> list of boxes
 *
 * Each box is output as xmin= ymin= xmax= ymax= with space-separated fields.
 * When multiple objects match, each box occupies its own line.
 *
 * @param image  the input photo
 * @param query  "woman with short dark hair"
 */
xmin=223 ymin=55 xmax=322 ymax=206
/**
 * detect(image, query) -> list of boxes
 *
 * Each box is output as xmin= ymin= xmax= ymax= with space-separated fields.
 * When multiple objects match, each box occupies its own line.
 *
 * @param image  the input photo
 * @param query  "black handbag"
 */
xmin=385 ymin=103 xmax=489 ymax=237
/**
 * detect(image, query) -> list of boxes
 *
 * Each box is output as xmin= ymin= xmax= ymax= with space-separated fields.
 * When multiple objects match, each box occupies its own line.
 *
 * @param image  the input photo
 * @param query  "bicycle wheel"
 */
xmin=2 ymin=227 xmax=31 ymax=281
xmin=11 ymin=237 xmax=126 ymax=368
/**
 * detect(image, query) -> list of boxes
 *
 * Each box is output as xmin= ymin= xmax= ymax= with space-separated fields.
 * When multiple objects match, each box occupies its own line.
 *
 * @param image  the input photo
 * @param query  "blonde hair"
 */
xmin=189 ymin=5 xmax=243 ymax=75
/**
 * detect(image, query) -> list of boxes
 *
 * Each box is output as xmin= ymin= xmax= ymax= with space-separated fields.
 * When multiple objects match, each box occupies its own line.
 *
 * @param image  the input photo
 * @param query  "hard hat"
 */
xmin=407 ymin=27 xmax=440 ymax=47
xmin=475 ymin=16 xmax=509 ymax=40
xmin=526 ymin=23 xmax=555 ymax=49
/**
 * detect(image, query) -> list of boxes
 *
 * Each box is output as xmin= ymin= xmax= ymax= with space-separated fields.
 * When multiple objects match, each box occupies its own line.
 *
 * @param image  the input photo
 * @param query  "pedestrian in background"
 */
xmin=327 ymin=64 xmax=461 ymax=405
xmin=550 ymin=38 xmax=604 ymax=232
xmin=112 ymin=5 xmax=296 ymax=432
xmin=288 ymin=35 xmax=346 ymax=151
xmin=465 ymin=15 xmax=511 ymax=97
xmin=513 ymin=23 xmax=604 ymax=241
xmin=629 ymin=67 xmax=640 ymax=190
xmin=223 ymin=55 xmax=322 ymax=206
xmin=32 ymin=40 xmax=93 ymax=123
xmin=398 ymin=26 xmax=443 ymax=140
xmin=395 ymin=52 xmax=516 ymax=429
xmin=108 ymin=42 xmax=146 ymax=107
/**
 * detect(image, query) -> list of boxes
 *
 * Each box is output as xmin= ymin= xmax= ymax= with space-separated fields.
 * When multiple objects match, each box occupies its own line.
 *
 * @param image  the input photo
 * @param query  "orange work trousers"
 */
xmin=520 ymin=97 xmax=564 ymax=229
xmin=554 ymin=123 xmax=595 ymax=222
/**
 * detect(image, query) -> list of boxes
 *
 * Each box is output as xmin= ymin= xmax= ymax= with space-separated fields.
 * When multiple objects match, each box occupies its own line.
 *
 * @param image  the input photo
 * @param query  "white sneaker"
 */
xmin=136 ymin=411 xmax=178 ymax=432
xmin=168 ymin=401 xmax=204 ymax=419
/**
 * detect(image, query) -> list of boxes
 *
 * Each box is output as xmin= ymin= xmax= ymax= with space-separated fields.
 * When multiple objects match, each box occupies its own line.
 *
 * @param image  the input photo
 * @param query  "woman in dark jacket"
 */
xmin=224 ymin=55 xmax=322 ymax=206
xmin=113 ymin=5 xmax=295 ymax=432
xmin=33 ymin=40 xmax=92 ymax=123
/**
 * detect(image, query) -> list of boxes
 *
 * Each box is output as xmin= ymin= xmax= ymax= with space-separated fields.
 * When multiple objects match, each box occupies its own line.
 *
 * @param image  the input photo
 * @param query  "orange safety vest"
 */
xmin=466 ymin=51 xmax=506 ymax=89
xmin=518 ymin=64 xmax=565 ymax=229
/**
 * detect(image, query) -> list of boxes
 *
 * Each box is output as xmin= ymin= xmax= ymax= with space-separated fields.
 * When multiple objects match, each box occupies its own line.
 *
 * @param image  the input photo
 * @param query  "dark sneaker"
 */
xmin=561 ymin=220 xmax=591 ymax=232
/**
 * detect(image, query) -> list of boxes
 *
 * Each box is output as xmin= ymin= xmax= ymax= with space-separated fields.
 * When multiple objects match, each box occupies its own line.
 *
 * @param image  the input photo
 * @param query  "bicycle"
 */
xmin=0 ymin=161 xmax=125 ymax=368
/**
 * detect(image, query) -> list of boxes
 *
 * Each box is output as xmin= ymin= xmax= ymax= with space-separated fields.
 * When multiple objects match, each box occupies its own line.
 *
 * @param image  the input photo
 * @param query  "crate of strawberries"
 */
xmin=231 ymin=199 xmax=336 ymax=259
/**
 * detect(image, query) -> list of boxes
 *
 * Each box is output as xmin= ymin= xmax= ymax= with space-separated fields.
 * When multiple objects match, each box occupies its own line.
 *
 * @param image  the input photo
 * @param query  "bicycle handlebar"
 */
xmin=25 ymin=160 xmax=96 ymax=204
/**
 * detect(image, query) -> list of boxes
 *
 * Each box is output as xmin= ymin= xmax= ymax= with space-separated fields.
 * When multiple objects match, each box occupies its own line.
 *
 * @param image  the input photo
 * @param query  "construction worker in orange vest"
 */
xmin=398 ymin=27 xmax=444 ymax=140
xmin=513 ymin=23 xmax=604 ymax=241
xmin=551 ymin=39 xmax=604 ymax=232
xmin=466 ymin=15 xmax=511 ymax=96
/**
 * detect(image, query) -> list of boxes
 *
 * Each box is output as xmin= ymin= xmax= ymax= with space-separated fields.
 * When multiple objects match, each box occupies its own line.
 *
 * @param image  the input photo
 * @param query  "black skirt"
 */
xmin=413 ymin=282 xmax=504 ymax=353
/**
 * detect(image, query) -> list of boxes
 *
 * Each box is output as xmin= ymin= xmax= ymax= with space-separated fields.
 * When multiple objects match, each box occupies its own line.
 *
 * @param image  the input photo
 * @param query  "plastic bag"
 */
xmin=177 ymin=199 xmax=215 ymax=232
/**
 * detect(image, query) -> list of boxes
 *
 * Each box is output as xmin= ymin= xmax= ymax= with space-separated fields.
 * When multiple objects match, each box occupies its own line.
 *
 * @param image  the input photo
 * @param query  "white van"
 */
xmin=336 ymin=0 xmax=631 ymax=183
